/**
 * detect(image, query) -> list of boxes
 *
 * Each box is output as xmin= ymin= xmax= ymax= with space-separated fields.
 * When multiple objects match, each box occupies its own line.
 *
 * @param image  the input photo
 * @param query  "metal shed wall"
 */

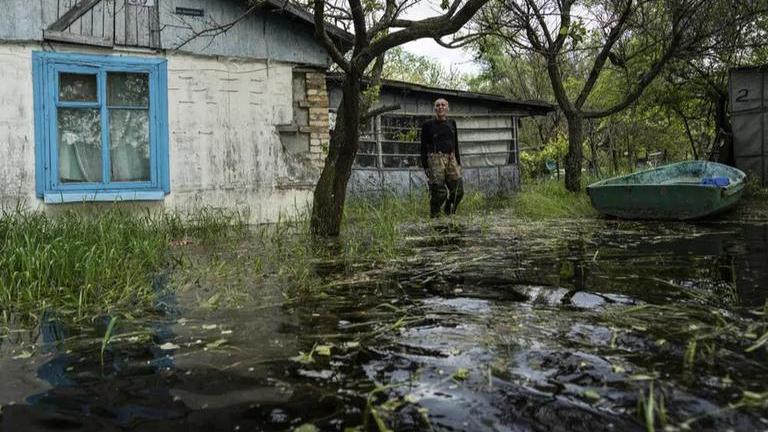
xmin=328 ymin=81 xmax=547 ymax=196
xmin=730 ymin=67 xmax=768 ymax=185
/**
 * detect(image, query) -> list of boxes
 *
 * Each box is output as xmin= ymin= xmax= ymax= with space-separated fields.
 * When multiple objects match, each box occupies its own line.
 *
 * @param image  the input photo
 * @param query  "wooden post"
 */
xmin=375 ymin=115 xmax=383 ymax=169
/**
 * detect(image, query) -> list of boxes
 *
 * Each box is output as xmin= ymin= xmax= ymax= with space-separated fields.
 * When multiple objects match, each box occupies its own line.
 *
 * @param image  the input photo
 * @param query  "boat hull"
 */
xmin=587 ymin=161 xmax=746 ymax=220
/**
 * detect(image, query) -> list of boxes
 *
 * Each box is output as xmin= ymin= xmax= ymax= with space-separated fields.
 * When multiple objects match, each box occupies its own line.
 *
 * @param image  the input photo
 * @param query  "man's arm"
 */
xmin=420 ymin=122 xmax=430 ymax=170
xmin=452 ymin=119 xmax=461 ymax=166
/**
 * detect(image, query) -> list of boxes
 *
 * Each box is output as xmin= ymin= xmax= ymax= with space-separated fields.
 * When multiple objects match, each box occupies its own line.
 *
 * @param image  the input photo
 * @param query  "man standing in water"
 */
xmin=421 ymin=98 xmax=463 ymax=218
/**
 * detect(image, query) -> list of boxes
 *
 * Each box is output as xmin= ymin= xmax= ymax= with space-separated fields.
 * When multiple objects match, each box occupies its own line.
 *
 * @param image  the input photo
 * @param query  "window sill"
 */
xmin=44 ymin=190 xmax=166 ymax=204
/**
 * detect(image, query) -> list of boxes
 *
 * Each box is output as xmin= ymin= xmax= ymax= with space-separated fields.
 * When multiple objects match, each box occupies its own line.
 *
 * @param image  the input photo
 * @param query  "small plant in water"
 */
xmin=100 ymin=315 xmax=119 ymax=368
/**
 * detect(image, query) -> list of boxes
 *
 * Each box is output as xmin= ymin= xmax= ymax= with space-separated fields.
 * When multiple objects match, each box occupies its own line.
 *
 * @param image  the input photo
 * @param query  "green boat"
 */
xmin=586 ymin=161 xmax=746 ymax=220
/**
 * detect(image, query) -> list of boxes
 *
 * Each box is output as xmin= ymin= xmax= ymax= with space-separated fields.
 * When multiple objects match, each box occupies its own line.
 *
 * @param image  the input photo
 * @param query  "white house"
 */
xmin=0 ymin=0 xmax=351 ymax=222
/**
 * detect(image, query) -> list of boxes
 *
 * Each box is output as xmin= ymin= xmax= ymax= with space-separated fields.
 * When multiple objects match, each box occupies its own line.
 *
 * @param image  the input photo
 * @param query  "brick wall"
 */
xmin=304 ymin=72 xmax=330 ymax=162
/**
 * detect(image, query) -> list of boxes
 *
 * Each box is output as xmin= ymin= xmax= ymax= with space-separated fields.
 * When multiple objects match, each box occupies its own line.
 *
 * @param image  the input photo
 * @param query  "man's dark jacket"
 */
xmin=420 ymin=119 xmax=461 ymax=170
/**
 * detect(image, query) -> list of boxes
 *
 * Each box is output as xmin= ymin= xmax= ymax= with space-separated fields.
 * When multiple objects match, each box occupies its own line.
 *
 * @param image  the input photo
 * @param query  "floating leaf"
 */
xmin=315 ymin=345 xmax=332 ymax=356
xmin=206 ymin=339 xmax=228 ymax=349
xmin=206 ymin=293 xmax=221 ymax=307
xmin=294 ymin=423 xmax=319 ymax=432
xmin=292 ymin=351 xmax=314 ymax=364
xmin=159 ymin=342 xmax=180 ymax=350
xmin=452 ymin=368 xmax=470 ymax=381
xmin=583 ymin=390 xmax=601 ymax=401
xmin=628 ymin=374 xmax=656 ymax=381
xmin=12 ymin=351 xmax=32 ymax=360
xmin=404 ymin=394 xmax=420 ymax=404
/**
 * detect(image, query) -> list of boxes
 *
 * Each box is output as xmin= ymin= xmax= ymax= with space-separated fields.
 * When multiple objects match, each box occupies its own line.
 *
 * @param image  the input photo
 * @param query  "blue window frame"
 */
xmin=33 ymin=52 xmax=169 ymax=203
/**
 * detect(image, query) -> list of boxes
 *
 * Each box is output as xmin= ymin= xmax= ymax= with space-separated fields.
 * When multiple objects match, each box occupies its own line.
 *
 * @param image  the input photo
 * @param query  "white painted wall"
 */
xmin=163 ymin=53 xmax=319 ymax=222
xmin=0 ymin=44 xmax=38 ymax=208
xmin=0 ymin=43 xmax=321 ymax=223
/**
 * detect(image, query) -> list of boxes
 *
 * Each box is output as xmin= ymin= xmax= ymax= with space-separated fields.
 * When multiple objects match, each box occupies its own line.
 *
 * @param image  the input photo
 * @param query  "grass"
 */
xmin=508 ymin=178 xmax=597 ymax=219
xmin=0 ymin=210 xmax=171 ymax=325
xmin=0 ymin=181 xmax=597 ymax=330
xmin=0 ymin=207 xmax=248 ymax=329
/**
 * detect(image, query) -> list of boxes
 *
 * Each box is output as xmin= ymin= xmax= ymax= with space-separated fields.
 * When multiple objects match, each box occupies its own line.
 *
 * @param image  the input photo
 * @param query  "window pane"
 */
xmin=110 ymin=109 xmax=150 ymax=182
xmin=354 ymin=154 xmax=377 ymax=168
xmin=383 ymin=155 xmax=419 ymax=168
xmin=358 ymin=140 xmax=377 ymax=154
xmin=59 ymin=73 xmax=98 ymax=102
xmin=58 ymin=108 xmax=102 ymax=183
xmin=108 ymin=72 xmax=149 ymax=107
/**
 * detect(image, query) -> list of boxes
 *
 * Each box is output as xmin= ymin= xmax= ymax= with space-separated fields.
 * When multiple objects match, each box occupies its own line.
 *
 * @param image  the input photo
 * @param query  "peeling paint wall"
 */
xmin=0 ymin=43 xmax=327 ymax=223
xmin=163 ymin=53 xmax=323 ymax=221
xmin=0 ymin=44 xmax=38 ymax=208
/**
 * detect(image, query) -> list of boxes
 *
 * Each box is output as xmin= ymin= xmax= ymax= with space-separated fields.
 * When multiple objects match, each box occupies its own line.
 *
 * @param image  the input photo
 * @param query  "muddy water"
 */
xmin=2 ymin=217 xmax=768 ymax=431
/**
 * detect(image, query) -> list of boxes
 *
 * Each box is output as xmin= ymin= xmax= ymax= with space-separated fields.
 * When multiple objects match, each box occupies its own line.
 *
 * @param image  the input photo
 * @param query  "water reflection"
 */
xmin=2 ymin=219 xmax=768 ymax=431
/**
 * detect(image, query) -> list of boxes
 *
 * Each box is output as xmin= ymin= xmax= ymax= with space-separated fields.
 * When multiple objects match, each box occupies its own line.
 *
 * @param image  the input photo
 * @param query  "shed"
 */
xmin=0 ymin=0 xmax=350 ymax=223
xmin=326 ymin=75 xmax=554 ymax=195
xmin=730 ymin=65 xmax=768 ymax=185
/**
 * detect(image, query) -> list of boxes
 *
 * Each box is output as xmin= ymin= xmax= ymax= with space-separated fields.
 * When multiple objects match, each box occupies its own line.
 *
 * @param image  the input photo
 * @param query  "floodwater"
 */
xmin=2 ymin=216 xmax=768 ymax=431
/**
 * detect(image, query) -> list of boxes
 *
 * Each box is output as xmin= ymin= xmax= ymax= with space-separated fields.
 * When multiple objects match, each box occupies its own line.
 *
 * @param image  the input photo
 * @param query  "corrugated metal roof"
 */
xmin=327 ymin=73 xmax=555 ymax=115
xmin=730 ymin=64 xmax=768 ymax=72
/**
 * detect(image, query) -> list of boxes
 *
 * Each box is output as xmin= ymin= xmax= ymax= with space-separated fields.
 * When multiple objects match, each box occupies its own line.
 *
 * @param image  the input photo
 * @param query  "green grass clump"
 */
xmin=510 ymin=179 xmax=596 ymax=219
xmin=0 ymin=210 xmax=171 ymax=324
xmin=0 ymin=207 xmax=249 ymax=328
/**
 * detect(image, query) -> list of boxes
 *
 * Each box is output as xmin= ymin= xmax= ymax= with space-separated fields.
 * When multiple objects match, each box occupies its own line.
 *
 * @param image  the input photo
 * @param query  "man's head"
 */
xmin=434 ymin=98 xmax=449 ymax=120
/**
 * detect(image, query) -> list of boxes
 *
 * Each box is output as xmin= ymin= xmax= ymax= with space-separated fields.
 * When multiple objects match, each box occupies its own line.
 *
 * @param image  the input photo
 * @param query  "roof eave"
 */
xmin=263 ymin=0 xmax=354 ymax=51
xmin=327 ymin=73 xmax=555 ymax=115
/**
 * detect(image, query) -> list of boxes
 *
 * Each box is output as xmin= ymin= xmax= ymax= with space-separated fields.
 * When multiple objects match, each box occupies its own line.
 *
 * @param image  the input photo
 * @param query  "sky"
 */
xmin=400 ymin=1 xmax=481 ymax=75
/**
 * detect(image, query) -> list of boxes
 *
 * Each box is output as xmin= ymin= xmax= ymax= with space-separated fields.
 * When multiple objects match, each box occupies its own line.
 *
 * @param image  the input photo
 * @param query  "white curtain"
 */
xmin=58 ymin=108 xmax=102 ymax=183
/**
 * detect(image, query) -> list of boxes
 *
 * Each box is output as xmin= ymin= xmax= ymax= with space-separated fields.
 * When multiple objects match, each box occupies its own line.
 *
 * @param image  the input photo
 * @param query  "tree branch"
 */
xmin=365 ymin=0 xmax=490 ymax=60
xmin=575 ymin=0 xmax=634 ymax=109
xmin=584 ymin=38 xmax=679 ymax=119
xmin=362 ymin=104 xmax=401 ymax=122
xmin=313 ymin=0 xmax=351 ymax=73
xmin=171 ymin=4 xmax=259 ymax=51
xmin=348 ymin=0 xmax=368 ymax=46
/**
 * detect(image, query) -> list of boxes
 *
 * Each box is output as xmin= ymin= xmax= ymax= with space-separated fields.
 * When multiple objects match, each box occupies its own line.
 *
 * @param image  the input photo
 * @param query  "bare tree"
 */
xmin=310 ymin=0 xmax=490 ymax=237
xmin=474 ymin=0 xmax=762 ymax=191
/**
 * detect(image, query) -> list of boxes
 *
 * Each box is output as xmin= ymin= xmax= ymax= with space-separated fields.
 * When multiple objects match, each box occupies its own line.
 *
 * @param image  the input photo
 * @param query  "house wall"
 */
xmin=160 ymin=0 xmax=331 ymax=66
xmin=0 ymin=44 xmax=37 ymax=206
xmin=0 ymin=0 xmax=331 ymax=67
xmin=0 ymin=42 xmax=328 ymax=223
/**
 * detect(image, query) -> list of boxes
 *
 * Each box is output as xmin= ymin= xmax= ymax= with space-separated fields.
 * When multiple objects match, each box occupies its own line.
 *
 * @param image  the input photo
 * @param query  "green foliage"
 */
xmin=519 ymin=133 xmax=569 ymax=179
xmin=382 ymin=47 xmax=470 ymax=90
xmin=468 ymin=0 xmax=767 ymax=186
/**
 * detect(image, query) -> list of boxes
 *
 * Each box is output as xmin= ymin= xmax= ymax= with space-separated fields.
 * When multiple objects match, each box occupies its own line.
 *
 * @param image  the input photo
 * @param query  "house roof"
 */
xmin=730 ymin=64 xmax=768 ymax=72
xmin=327 ymin=73 xmax=555 ymax=116
xmin=261 ymin=0 xmax=354 ymax=48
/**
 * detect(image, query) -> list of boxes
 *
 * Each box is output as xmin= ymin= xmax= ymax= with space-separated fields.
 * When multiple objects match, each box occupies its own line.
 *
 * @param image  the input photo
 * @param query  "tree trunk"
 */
xmin=713 ymin=91 xmax=734 ymax=166
xmin=588 ymin=135 xmax=600 ymax=178
xmin=310 ymin=74 xmax=362 ymax=237
xmin=608 ymin=126 xmax=619 ymax=174
xmin=564 ymin=112 xmax=584 ymax=192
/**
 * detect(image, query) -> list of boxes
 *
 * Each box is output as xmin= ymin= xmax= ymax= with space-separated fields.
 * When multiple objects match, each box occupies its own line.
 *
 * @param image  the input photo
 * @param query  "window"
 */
xmin=33 ymin=52 xmax=169 ymax=203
